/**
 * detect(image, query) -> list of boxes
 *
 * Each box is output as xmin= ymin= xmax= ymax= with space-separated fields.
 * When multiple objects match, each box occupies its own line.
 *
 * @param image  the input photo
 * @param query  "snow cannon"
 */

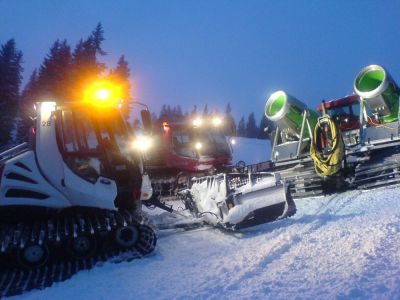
xmin=265 ymin=90 xmax=318 ymax=139
xmin=354 ymin=65 xmax=400 ymax=123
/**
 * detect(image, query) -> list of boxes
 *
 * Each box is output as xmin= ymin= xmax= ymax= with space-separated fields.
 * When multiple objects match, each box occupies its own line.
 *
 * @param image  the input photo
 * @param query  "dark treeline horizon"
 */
xmin=0 ymin=23 xmax=274 ymax=148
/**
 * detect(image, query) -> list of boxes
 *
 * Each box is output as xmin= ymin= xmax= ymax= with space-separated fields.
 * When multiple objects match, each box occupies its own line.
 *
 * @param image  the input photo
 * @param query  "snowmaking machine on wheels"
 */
xmin=0 ymin=82 xmax=156 ymax=297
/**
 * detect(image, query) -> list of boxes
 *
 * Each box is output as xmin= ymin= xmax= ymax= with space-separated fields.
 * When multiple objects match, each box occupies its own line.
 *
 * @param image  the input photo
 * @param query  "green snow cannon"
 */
xmin=354 ymin=64 xmax=400 ymax=123
xmin=265 ymin=90 xmax=318 ymax=139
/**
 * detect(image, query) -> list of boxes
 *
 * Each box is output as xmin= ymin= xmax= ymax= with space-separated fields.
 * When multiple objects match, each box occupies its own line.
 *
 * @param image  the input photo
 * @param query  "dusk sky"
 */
xmin=1 ymin=0 xmax=400 ymax=121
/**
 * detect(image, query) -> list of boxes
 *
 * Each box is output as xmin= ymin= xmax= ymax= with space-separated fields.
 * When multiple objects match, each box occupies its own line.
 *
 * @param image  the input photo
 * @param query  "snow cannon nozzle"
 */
xmin=354 ymin=64 xmax=400 ymax=123
xmin=265 ymin=90 xmax=318 ymax=138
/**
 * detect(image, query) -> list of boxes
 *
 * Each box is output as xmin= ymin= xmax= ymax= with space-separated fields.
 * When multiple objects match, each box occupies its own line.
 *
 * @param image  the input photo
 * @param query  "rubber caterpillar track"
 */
xmin=353 ymin=152 xmax=400 ymax=190
xmin=0 ymin=209 xmax=157 ymax=297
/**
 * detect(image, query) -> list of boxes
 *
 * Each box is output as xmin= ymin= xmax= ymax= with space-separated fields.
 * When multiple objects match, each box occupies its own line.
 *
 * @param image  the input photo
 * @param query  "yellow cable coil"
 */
xmin=310 ymin=115 xmax=345 ymax=177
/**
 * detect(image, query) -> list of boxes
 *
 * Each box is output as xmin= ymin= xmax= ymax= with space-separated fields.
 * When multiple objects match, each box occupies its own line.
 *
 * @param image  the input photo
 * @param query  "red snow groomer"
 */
xmin=145 ymin=115 xmax=233 ymax=198
xmin=144 ymin=114 xmax=294 ymax=230
xmin=317 ymin=94 xmax=361 ymax=146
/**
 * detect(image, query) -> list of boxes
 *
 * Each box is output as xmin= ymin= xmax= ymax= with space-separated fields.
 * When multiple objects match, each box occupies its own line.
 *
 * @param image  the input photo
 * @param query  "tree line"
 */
xmin=0 ymin=23 xmax=275 ymax=149
xmin=153 ymin=103 xmax=275 ymax=140
xmin=0 ymin=23 xmax=131 ymax=147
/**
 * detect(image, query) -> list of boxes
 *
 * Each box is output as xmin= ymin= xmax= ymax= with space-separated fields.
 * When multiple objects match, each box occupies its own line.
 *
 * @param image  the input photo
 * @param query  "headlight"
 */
xmin=132 ymin=136 xmax=153 ymax=152
xmin=83 ymin=80 xmax=122 ymax=107
xmin=212 ymin=117 xmax=222 ymax=127
xmin=193 ymin=118 xmax=203 ymax=127
xmin=230 ymin=138 xmax=236 ymax=145
xmin=194 ymin=142 xmax=203 ymax=150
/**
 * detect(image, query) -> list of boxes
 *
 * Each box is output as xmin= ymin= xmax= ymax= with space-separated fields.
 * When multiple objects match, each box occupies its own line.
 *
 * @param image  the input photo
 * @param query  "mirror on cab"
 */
xmin=141 ymin=109 xmax=152 ymax=134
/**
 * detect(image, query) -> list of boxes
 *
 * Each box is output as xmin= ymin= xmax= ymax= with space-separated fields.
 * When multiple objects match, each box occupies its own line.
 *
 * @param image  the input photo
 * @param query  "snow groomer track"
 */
xmin=0 ymin=210 xmax=156 ymax=298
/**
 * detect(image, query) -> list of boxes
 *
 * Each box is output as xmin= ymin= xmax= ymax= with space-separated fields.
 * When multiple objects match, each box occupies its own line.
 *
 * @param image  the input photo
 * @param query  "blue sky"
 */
xmin=1 ymin=0 xmax=400 ymax=122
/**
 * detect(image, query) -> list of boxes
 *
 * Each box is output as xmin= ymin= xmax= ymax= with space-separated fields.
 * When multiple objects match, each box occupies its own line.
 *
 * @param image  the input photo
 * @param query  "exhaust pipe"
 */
xmin=265 ymin=90 xmax=318 ymax=138
xmin=354 ymin=64 xmax=399 ymax=123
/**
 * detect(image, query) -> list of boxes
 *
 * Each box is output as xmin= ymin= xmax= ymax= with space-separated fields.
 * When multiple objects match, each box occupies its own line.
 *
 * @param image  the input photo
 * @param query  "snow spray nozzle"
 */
xmin=354 ymin=65 xmax=399 ymax=123
xmin=265 ymin=90 xmax=318 ymax=138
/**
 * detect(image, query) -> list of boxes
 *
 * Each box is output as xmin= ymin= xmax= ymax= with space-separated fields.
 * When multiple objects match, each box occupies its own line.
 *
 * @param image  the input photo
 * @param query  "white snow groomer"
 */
xmin=0 ymin=81 xmax=156 ymax=296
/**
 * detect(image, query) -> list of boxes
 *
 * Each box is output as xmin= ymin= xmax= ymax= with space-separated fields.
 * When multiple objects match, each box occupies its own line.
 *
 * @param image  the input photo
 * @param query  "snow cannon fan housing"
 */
xmin=265 ymin=91 xmax=318 ymax=139
xmin=354 ymin=65 xmax=400 ymax=123
xmin=265 ymin=91 xmax=319 ymax=162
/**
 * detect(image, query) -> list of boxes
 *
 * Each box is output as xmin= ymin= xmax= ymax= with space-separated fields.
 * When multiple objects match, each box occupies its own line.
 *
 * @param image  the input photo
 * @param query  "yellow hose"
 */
xmin=310 ymin=115 xmax=345 ymax=177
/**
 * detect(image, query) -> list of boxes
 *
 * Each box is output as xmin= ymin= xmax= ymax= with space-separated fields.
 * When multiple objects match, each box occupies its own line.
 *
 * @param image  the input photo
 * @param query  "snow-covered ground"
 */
xmin=14 ymin=138 xmax=400 ymax=300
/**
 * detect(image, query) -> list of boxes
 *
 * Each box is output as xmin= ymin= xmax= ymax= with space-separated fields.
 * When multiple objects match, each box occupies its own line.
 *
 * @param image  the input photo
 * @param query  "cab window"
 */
xmin=59 ymin=109 xmax=102 ymax=183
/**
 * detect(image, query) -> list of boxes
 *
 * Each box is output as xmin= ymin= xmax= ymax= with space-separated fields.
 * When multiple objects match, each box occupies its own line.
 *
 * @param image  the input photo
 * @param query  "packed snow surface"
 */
xmin=15 ymin=139 xmax=400 ymax=299
xmin=16 ymin=187 xmax=400 ymax=300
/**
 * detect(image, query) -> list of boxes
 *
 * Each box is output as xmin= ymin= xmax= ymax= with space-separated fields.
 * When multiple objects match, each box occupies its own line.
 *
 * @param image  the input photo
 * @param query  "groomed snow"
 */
xmin=14 ymin=139 xmax=400 ymax=300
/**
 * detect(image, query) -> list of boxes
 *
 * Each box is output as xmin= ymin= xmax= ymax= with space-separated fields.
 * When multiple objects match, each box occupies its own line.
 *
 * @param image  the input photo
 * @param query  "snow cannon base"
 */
xmin=187 ymin=172 xmax=295 ymax=230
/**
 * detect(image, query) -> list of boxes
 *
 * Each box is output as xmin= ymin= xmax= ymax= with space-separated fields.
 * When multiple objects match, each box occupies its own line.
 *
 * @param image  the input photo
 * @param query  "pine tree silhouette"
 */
xmin=0 ymin=39 xmax=23 ymax=145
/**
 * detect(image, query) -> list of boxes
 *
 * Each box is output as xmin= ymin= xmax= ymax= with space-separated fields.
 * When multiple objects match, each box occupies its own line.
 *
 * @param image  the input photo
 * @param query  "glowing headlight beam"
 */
xmin=132 ymin=136 xmax=153 ymax=152
xmin=212 ymin=117 xmax=222 ymax=127
xmin=95 ymin=88 xmax=111 ymax=101
xmin=83 ymin=80 xmax=122 ymax=107
xmin=193 ymin=118 xmax=203 ymax=127
xmin=194 ymin=142 xmax=203 ymax=150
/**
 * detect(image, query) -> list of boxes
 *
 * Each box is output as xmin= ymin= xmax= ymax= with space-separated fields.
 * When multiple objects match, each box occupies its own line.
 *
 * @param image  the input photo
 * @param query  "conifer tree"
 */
xmin=190 ymin=105 xmax=198 ymax=116
xmin=237 ymin=116 xmax=246 ymax=137
xmin=203 ymin=104 xmax=209 ymax=117
xmin=257 ymin=114 xmax=276 ymax=140
xmin=37 ymin=39 xmax=72 ymax=101
xmin=16 ymin=70 xmax=39 ymax=142
xmin=224 ymin=102 xmax=236 ymax=136
xmin=69 ymin=23 xmax=106 ymax=100
xmin=246 ymin=112 xmax=258 ymax=138
xmin=159 ymin=104 xmax=168 ymax=118
xmin=175 ymin=105 xmax=183 ymax=117
xmin=0 ymin=39 xmax=23 ymax=145
xmin=109 ymin=55 xmax=131 ymax=119
xmin=151 ymin=112 xmax=158 ymax=123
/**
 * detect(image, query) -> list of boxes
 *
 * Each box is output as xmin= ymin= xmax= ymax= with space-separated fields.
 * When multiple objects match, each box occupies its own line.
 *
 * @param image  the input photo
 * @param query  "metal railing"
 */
xmin=0 ymin=143 xmax=29 ymax=163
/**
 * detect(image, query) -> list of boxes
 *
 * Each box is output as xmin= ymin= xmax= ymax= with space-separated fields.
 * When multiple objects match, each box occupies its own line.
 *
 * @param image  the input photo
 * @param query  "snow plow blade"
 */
xmin=187 ymin=172 xmax=295 ymax=230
